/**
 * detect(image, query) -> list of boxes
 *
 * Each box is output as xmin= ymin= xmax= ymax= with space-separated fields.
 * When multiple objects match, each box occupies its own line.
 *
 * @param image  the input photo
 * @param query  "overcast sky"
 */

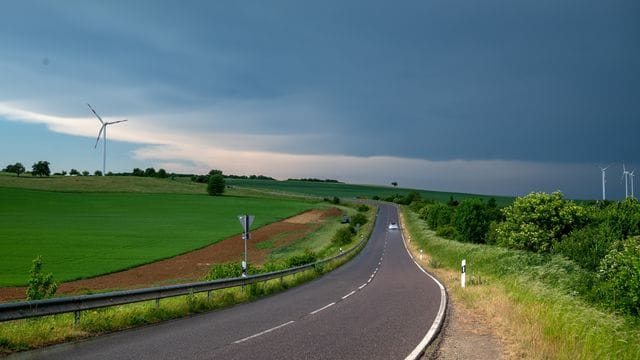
xmin=1 ymin=1 xmax=638 ymax=199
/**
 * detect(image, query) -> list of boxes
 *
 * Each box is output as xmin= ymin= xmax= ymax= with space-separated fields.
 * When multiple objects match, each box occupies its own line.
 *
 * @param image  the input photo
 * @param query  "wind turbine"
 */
xmin=87 ymin=104 xmax=127 ymax=176
xmin=599 ymin=165 xmax=610 ymax=200
xmin=630 ymin=170 xmax=635 ymax=199
xmin=622 ymin=163 xmax=630 ymax=198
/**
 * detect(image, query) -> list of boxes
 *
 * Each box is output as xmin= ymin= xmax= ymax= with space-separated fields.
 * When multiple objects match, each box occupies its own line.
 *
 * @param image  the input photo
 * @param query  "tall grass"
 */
xmin=401 ymin=207 xmax=640 ymax=359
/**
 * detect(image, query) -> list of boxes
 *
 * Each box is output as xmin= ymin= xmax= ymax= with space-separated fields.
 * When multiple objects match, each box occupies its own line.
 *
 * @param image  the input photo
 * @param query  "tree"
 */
xmin=391 ymin=182 xmax=398 ymax=187
xmin=493 ymin=191 xmax=587 ymax=253
xmin=207 ymin=172 xmax=225 ymax=196
xmin=144 ymin=167 xmax=156 ymax=177
xmin=132 ymin=168 xmax=144 ymax=177
xmin=157 ymin=168 xmax=168 ymax=178
xmin=94 ymin=170 xmax=103 ymax=176
xmin=26 ymin=256 xmax=58 ymax=300
xmin=453 ymin=198 xmax=498 ymax=243
xmin=82 ymin=170 xmax=90 ymax=176
xmin=31 ymin=161 xmax=51 ymax=177
xmin=4 ymin=162 xmax=25 ymax=177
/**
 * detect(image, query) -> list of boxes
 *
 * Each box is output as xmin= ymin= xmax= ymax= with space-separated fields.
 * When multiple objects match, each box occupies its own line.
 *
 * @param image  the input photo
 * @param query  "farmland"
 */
xmin=227 ymin=178 xmax=513 ymax=206
xmin=0 ymin=179 xmax=314 ymax=287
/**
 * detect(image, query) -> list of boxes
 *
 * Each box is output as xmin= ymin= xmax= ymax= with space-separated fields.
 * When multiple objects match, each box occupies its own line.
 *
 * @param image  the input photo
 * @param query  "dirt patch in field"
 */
xmin=0 ymin=208 xmax=342 ymax=303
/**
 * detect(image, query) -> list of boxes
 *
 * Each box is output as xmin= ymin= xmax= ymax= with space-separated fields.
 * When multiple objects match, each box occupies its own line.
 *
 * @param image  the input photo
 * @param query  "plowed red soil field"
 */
xmin=0 ymin=208 xmax=342 ymax=303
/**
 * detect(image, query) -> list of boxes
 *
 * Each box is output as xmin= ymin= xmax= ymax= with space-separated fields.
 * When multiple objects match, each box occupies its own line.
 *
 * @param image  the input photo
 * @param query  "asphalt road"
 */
xmin=11 ymin=204 xmax=444 ymax=360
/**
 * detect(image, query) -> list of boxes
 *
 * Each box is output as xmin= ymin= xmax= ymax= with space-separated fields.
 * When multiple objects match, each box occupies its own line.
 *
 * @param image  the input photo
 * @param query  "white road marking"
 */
xmin=310 ymin=302 xmax=336 ymax=315
xmin=358 ymin=283 xmax=367 ymax=290
xmin=342 ymin=290 xmax=356 ymax=299
xmin=234 ymin=321 xmax=295 ymax=344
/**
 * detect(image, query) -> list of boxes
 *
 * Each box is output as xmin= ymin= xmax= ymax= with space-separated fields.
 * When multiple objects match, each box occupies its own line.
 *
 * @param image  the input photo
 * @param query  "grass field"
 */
xmin=227 ymin=178 xmax=513 ymax=206
xmin=0 ymin=185 xmax=313 ymax=287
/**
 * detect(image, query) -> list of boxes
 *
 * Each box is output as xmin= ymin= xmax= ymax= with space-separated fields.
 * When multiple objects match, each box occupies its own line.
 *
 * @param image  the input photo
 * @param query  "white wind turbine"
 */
xmin=88 ymin=104 xmax=127 ymax=176
xmin=599 ymin=165 xmax=610 ymax=200
xmin=630 ymin=170 xmax=635 ymax=199
xmin=622 ymin=163 xmax=630 ymax=198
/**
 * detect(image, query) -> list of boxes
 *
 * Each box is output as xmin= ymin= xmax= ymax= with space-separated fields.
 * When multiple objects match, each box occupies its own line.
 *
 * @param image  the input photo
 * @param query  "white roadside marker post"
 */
xmin=420 ymin=249 xmax=423 ymax=260
xmin=461 ymin=259 xmax=466 ymax=289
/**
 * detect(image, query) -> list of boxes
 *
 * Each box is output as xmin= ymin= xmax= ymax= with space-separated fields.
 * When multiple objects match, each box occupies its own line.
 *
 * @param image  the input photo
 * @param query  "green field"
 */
xmin=0 ymin=185 xmax=313 ymax=287
xmin=227 ymin=179 xmax=513 ymax=206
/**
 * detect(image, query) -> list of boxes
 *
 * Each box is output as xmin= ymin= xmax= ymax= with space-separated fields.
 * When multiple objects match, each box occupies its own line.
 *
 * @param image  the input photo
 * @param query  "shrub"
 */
xmin=597 ymin=236 xmax=640 ymax=315
xmin=435 ymin=225 xmax=457 ymax=239
xmin=493 ymin=191 xmax=587 ymax=252
xmin=357 ymin=204 xmax=370 ymax=212
xmin=286 ymin=249 xmax=318 ymax=267
xmin=350 ymin=213 xmax=368 ymax=227
xmin=453 ymin=198 xmax=499 ymax=243
xmin=332 ymin=226 xmax=354 ymax=246
xmin=599 ymin=198 xmax=640 ymax=240
xmin=425 ymin=203 xmax=454 ymax=230
xmin=553 ymin=224 xmax=616 ymax=271
xmin=26 ymin=256 xmax=57 ymax=300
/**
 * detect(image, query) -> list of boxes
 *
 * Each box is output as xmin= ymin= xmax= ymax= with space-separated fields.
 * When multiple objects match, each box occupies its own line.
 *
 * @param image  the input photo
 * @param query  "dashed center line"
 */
xmin=234 ymin=321 xmax=295 ymax=344
xmin=310 ymin=302 xmax=336 ymax=315
xmin=342 ymin=290 xmax=356 ymax=299
xmin=359 ymin=283 xmax=368 ymax=290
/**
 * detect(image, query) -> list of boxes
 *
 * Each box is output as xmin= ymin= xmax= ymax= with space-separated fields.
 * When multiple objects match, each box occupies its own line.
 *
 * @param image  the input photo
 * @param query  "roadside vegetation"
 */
xmin=399 ymin=191 xmax=640 ymax=359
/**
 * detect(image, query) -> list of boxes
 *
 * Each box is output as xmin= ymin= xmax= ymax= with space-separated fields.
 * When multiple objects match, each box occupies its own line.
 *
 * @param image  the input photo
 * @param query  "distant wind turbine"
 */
xmin=599 ymin=165 xmax=610 ymax=200
xmin=630 ymin=170 xmax=635 ymax=199
xmin=87 ymin=104 xmax=127 ymax=176
xmin=622 ymin=163 xmax=630 ymax=198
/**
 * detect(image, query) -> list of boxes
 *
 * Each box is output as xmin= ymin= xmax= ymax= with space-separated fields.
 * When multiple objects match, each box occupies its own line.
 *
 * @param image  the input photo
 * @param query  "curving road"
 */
xmin=10 ymin=204 xmax=445 ymax=360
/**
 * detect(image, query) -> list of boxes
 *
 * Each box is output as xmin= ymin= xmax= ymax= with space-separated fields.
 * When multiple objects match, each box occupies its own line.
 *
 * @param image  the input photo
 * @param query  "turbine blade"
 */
xmin=107 ymin=119 xmax=128 ymax=125
xmin=94 ymin=125 xmax=106 ymax=148
xmin=87 ymin=103 xmax=104 ymax=124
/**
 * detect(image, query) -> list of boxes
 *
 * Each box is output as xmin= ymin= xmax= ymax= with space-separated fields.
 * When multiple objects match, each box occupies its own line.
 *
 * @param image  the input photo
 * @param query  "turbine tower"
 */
xmin=630 ymin=170 xmax=635 ymax=199
xmin=88 ymin=104 xmax=127 ymax=176
xmin=599 ymin=165 xmax=609 ymax=200
xmin=623 ymin=163 xmax=630 ymax=198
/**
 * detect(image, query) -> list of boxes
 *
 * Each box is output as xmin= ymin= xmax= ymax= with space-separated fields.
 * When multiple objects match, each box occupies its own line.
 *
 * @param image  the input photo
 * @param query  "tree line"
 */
xmin=396 ymin=191 xmax=640 ymax=316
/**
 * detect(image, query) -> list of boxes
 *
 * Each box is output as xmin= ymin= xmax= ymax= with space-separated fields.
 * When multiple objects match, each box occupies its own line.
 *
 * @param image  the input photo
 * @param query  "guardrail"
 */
xmin=0 ymin=234 xmax=368 ymax=324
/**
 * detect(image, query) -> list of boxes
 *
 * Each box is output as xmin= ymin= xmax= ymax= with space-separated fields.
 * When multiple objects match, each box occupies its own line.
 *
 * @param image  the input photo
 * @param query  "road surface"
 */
xmin=11 ymin=204 xmax=444 ymax=359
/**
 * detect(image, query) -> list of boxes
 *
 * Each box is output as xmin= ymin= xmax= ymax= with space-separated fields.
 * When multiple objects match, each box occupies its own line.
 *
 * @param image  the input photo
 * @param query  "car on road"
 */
xmin=388 ymin=222 xmax=399 ymax=230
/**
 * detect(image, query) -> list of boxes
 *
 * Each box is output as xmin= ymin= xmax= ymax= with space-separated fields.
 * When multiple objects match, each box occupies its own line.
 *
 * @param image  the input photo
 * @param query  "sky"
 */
xmin=1 ymin=0 xmax=638 ymax=199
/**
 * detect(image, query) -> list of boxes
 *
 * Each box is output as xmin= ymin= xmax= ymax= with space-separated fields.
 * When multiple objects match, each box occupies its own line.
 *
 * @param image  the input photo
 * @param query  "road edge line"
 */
xmin=399 ymin=213 xmax=448 ymax=360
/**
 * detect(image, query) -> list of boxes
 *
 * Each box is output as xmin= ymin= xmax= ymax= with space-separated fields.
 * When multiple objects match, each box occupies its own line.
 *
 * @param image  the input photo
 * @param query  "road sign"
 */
xmin=238 ymin=215 xmax=255 ymax=233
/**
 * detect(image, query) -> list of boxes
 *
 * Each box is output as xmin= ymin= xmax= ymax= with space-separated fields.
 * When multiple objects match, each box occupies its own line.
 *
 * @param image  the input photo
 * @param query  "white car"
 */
xmin=388 ymin=222 xmax=399 ymax=230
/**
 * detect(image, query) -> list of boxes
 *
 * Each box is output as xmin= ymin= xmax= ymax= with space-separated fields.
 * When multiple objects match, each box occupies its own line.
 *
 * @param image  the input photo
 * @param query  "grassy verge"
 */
xmin=0 ymin=205 xmax=375 ymax=355
xmin=400 ymin=206 xmax=640 ymax=360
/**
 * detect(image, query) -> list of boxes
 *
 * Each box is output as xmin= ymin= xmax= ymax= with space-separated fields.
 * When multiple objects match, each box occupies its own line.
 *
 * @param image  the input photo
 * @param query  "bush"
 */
xmin=425 ymin=203 xmax=454 ymax=230
xmin=350 ymin=213 xmax=368 ymax=227
xmin=453 ymin=198 xmax=499 ymax=243
xmin=493 ymin=191 xmax=587 ymax=253
xmin=26 ymin=256 xmax=57 ymax=300
xmin=357 ymin=204 xmax=370 ymax=212
xmin=286 ymin=249 xmax=318 ymax=267
xmin=597 ymin=236 xmax=640 ymax=315
xmin=553 ymin=224 xmax=616 ymax=271
xmin=435 ymin=225 xmax=458 ymax=239
xmin=332 ymin=226 xmax=355 ymax=246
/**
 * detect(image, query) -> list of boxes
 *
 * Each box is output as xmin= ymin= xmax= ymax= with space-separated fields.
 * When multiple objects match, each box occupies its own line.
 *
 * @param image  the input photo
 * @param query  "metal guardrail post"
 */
xmin=74 ymin=311 xmax=81 ymax=326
